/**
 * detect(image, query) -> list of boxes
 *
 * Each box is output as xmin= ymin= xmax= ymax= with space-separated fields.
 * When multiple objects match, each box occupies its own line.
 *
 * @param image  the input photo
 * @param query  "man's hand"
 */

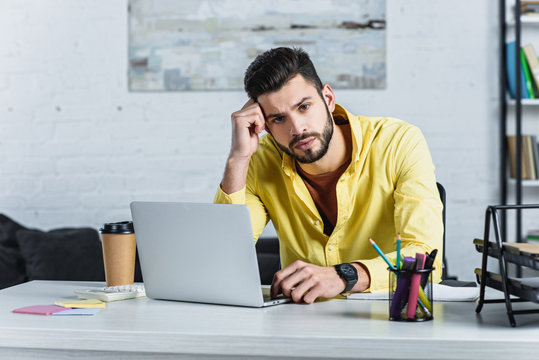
xmin=229 ymin=99 xmax=266 ymax=160
xmin=220 ymin=99 xmax=266 ymax=194
xmin=270 ymin=261 xmax=368 ymax=304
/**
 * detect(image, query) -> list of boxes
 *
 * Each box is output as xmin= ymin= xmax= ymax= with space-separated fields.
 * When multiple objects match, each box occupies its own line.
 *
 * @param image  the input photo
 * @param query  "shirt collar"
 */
xmin=333 ymin=104 xmax=362 ymax=166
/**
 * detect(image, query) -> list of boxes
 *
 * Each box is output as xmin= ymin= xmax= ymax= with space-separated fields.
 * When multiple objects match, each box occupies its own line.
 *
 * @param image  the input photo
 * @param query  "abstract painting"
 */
xmin=129 ymin=0 xmax=386 ymax=91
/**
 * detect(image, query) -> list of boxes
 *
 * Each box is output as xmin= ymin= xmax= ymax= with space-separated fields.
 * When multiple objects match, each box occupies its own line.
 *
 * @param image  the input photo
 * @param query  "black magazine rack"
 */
xmin=474 ymin=205 xmax=539 ymax=327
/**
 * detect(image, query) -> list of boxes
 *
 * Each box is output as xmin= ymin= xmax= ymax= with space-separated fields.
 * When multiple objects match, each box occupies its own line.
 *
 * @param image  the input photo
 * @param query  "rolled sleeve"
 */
xmin=214 ymin=185 xmax=246 ymax=204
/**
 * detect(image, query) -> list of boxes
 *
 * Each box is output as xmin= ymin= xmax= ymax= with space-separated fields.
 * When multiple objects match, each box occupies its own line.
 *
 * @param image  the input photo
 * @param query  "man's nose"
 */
xmin=289 ymin=115 xmax=307 ymax=136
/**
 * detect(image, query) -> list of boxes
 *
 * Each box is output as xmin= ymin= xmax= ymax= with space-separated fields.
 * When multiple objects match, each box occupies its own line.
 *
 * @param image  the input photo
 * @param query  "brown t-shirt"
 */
xmin=296 ymin=159 xmax=351 ymax=236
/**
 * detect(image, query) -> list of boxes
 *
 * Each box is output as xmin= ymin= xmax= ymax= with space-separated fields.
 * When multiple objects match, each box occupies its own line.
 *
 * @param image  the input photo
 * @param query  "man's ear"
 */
xmin=321 ymin=84 xmax=336 ymax=113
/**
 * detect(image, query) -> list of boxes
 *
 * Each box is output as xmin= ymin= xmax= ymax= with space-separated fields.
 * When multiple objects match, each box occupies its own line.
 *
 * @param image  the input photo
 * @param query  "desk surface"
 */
xmin=1 ymin=281 xmax=539 ymax=359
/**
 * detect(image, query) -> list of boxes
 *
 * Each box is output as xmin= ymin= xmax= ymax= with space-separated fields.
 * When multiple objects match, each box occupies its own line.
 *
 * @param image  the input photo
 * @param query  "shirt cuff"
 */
xmin=213 ymin=185 xmax=246 ymax=204
xmin=356 ymin=258 xmax=392 ymax=293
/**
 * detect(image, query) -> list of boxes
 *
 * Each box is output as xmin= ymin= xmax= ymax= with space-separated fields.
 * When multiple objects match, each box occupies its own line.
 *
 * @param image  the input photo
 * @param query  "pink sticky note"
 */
xmin=13 ymin=305 xmax=70 ymax=315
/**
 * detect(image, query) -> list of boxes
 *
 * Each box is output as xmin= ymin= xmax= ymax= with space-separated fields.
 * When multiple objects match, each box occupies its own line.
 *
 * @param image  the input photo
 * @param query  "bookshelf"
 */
xmin=500 ymin=0 xmax=539 ymax=276
xmin=472 ymin=0 xmax=539 ymax=328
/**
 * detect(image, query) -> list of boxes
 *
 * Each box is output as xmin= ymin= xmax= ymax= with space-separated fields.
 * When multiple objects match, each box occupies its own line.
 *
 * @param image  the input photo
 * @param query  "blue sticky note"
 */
xmin=51 ymin=308 xmax=100 ymax=316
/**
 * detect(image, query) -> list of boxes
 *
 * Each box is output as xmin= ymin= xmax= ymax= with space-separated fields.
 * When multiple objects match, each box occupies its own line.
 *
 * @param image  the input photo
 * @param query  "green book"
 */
xmin=521 ymin=49 xmax=535 ymax=99
xmin=526 ymin=229 xmax=539 ymax=242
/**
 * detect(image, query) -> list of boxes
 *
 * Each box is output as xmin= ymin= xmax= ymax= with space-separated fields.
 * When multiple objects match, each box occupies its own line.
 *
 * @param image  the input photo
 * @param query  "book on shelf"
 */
xmin=506 ymin=41 xmax=530 ymax=99
xmin=525 ymin=135 xmax=537 ymax=179
xmin=531 ymin=135 xmax=539 ymax=178
xmin=522 ymin=1 xmax=539 ymax=15
xmin=506 ymin=135 xmax=538 ymax=179
xmin=523 ymin=45 xmax=539 ymax=94
xmin=521 ymin=49 xmax=536 ymax=98
xmin=526 ymin=229 xmax=539 ymax=243
xmin=522 ymin=135 xmax=532 ymax=179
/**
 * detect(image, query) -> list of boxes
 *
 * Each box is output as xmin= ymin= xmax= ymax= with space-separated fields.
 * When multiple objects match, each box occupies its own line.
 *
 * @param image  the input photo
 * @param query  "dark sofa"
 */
xmin=0 ymin=214 xmax=280 ymax=290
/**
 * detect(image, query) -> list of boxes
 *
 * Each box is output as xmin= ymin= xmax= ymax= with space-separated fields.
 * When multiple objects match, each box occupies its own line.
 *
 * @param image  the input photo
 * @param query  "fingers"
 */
xmin=229 ymin=100 xmax=266 ymax=159
xmin=241 ymin=98 xmax=256 ymax=110
xmin=231 ymin=102 xmax=265 ymax=134
xmin=291 ymin=275 xmax=319 ymax=304
xmin=270 ymin=260 xmax=304 ymax=298
xmin=240 ymin=99 xmax=265 ymax=133
xmin=270 ymin=261 xmax=322 ymax=303
xmin=271 ymin=262 xmax=345 ymax=304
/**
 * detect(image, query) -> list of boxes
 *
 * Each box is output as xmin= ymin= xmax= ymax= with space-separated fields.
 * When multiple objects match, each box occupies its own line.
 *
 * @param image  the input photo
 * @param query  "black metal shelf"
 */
xmin=475 ymin=204 xmax=539 ymax=327
xmin=474 ymin=238 xmax=539 ymax=270
xmin=500 ymin=0 xmax=525 ymax=277
xmin=474 ymin=268 xmax=539 ymax=303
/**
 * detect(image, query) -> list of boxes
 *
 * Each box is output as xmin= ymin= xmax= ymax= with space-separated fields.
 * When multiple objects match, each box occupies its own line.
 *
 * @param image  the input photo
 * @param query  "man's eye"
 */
xmin=299 ymin=104 xmax=310 ymax=111
xmin=273 ymin=116 xmax=284 ymax=123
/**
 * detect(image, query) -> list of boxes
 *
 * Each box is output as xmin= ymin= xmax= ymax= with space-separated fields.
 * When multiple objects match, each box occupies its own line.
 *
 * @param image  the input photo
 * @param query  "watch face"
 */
xmin=341 ymin=266 xmax=355 ymax=276
xmin=337 ymin=263 xmax=357 ymax=280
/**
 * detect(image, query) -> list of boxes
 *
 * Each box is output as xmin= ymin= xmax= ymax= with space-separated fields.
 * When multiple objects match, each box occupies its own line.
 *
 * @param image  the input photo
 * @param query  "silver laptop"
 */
xmin=130 ymin=201 xmax=290 ymax=307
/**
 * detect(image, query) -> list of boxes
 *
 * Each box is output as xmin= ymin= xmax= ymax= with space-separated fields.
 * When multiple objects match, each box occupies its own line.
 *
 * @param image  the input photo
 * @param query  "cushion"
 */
xmin=16 ymin=228 xmax=106 ymax=281
xmin=0 ymin=243 xmax=28 ymax=289
xmin=0 ymin=213 xmax=27 ymax=248
xmin=0 ymin=214 xmax=28 ymax=289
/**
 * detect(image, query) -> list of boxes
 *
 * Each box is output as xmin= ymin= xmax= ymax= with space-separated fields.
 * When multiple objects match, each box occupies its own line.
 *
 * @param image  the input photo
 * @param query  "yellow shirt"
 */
xmin=214 ymin=104 xmax=443 ymax=292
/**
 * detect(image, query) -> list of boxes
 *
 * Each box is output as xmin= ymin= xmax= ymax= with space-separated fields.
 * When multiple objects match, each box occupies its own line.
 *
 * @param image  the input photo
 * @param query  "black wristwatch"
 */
xmin=334 ymin=263 xmax=358 ymax=293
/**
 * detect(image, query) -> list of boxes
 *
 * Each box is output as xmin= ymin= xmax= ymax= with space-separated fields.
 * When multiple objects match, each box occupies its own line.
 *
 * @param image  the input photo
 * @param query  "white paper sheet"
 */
xmin=347 ymin=283 xmax=480 ymax=302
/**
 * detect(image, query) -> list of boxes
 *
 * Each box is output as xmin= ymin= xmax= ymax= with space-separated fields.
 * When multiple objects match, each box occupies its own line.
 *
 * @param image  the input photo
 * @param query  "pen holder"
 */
xmin=388 ymin=267 xmax=434 ymax=322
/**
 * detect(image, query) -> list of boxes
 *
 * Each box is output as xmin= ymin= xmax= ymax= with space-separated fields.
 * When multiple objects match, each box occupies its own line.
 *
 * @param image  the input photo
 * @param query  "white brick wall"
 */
xmin=0 ymin=0 xmax=500 ymax=280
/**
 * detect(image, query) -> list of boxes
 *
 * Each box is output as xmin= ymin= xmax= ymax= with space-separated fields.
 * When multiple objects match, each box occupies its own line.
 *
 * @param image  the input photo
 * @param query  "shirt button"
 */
xmin=329 ymin=245 xmax=334 ymax=251
xmin=315 ymin=220 xmax=320 ymax=225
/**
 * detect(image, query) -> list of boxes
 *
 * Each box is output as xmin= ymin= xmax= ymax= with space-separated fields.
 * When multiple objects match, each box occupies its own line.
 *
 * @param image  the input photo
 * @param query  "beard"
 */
xmin=274 ymin=103 xmax=334 ymax=164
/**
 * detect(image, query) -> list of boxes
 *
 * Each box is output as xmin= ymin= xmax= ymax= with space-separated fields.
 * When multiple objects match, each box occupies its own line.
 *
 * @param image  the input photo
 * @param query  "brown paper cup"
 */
xmin=101 ymin=232 xmax=136 ymax=287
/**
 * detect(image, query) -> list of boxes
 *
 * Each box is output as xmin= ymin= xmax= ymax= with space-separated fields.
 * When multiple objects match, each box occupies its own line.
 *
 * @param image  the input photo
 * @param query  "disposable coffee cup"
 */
xmin=100 ymin=221 xmax=136 ymax=287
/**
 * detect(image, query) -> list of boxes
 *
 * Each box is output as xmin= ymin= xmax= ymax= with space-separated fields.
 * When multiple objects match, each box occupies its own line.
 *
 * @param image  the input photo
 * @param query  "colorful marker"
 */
xmin=406 ymin=253 xmax=426 ymax=319
xmin=417 ymin=286 xmax=432 ymax=313
xmin=396 ymin=233 xmax=401 ymax=270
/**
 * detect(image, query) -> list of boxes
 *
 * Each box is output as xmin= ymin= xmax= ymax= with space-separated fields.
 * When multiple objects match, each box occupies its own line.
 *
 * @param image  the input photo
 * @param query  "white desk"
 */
xmin=1 ymin=281 xmax=539 ymax=359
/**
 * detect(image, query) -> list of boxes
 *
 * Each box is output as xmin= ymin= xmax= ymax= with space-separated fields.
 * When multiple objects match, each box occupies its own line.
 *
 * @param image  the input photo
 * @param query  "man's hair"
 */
xmin=244 ymin=47 xmax=323 ymax=100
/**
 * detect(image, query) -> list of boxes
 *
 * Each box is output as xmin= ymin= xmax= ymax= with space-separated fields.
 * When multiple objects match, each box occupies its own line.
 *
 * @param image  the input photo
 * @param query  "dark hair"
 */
xmin=244 ymin=47 xmax=323 ymax=100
